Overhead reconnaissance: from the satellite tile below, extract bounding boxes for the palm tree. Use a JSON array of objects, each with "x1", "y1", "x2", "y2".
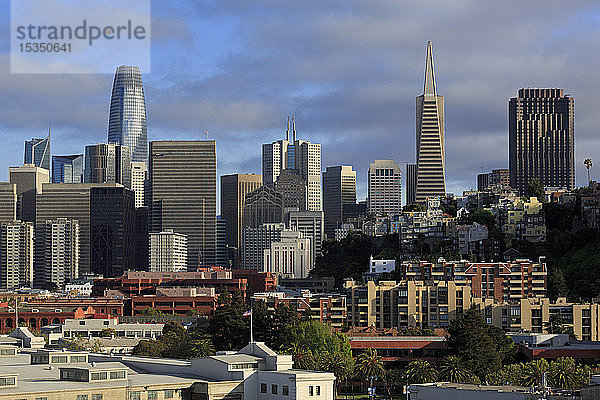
[
  {"x1": 405, "y1": 359, "x2": 438, "y2": 384},
  {"x1": 356, "y1": 348, "x2": 385, "y2": 381},
  {"x1": 585, "y1": 159, "x2": 593, "y2": 184},
  {"x1": 521, "y1": 359, "x2": 549, "y2": 387},
  {"x1": 286, "y1": 342, "x2": 316, "y2": 370},
  {"x1": 549, "y1": 357, "x2": 577, "y2": 389},
  {"x1": 439, "y1": 356, "x2": 471, "y2": 383},
  {"x1": 189, "y1": 338, "x2": 215, "y2": 358},
  {"x1": 319, "y1": 351, "x2": 354, "y2": 399}
]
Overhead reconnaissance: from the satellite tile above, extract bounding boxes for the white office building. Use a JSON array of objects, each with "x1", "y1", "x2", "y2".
[
  {"x1": 368, "y1": 159, "x2": 402, "y2": 215},
  {"x1": 263, "y1": 230, "x2": 312, "y2": 278},
  {"x1": 131, "y1": 161, "x2": 148, "y2": 208},
  {"x1": 149, "y1": 229, "x2": 187, "y2": 272}
]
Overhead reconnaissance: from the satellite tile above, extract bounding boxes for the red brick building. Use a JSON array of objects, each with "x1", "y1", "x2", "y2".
[
  {"x1": 27, "y1": 298, "x2": 125, "y2": 317},
  {"x1": 0, "y1": 306, "x2": 97, "y2": 333},
  {"x1": 131, "y1": 287, "x2": 218, "y2": 316},
  {"x1": 232, "y1": 269, "x2": 276, "y2": 296}
]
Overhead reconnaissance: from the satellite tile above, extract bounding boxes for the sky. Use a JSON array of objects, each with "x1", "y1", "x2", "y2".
[{"x1": 1, "y1": 0, "x2": 599, "y2": 205}]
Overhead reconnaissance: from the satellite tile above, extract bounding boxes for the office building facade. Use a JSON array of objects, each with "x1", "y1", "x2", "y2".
[
  {"x1": 52, "y1": 155, "x2": 84, "y2": 184},
  {"x1": 406, "y1": 163, "x2": 417, "y2": 205},
  {"x1": 9, "y1": 164, "x2": 49, "y2": 223},
  {"x1": 24, "y1": 134, "x2": 50, "y2": 171},
  {"x1": 263, "y1": 230, "x2": 312, "y2": 279},
  {"x1": 45, "y1": 218, "x2": 79, "y2": 289},
  {"x1": 322, "y1": 165, "x2": 356, "y2": 239},
  {"x1": 368, "y1": 159, "x2": 402, "y2": 215},
  {"x1": 416, "y1": 41, "x2": 446, "y2": 202},
  {"x1": 243, "y1": 185, "x2": 284, "y2": 229},
  {"x1": 131, "y1": 161, "x2": 148, "y2": 208},
  {"x1": 275, "y1": 169, "x2": 307, "y2": 210},
  {"x1": 509, "y1": 88, "x2": 575, "y2": 194},
  {"x1": 108, "y1": 65, "x2": 148, "y2": 163},
  {"x1": 149, "y1": 140, "x2": 217, "y2": 269},
  {"x1": 84, "y1": 143, "x2": 131, "y2": 189},
  {"x1": 149, "y1": 229, "x2": 187, "y2": 272},
  {"x1": 0, "y1": 183, "x2": 17, "y2": 222},
  {"x1": 0, "y1": 221, "x2": 34, "y2": 289},
  {"x1": 242, "y1": 223, "x2": 286, "y2": 271},
  {"x1": 287, "y1": 209, "x2": 324, "y2": 260}
]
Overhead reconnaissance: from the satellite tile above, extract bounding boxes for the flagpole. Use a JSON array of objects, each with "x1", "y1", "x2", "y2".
[{"x1": 250, "y1": 307, "x2": 254, "y2": 343}]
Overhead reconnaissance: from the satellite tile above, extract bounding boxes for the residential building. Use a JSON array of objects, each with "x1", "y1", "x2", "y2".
[
  {"x1": 231, "y1": 269, "x2": 277, "y2": 295},
  {"x1": 84, "y1": 143, "x2": 132, "y2": 189},
  {"x1": 0, "y1": 183, "x2": 16, "y2": 222},
  {"x1": 130, "y1": 160, "x2": 148, "y2": 208},
  {"x1": 278, "y1": 276, "x2": 336, "y2": 294},
  {"x1": 398, "y1": 198, "x2": 456, "y2": 252},
  {"x1": 457, "y1": 222, "x2": 488, "y2": 255},
  {"x1": 52, "y1": 154, "x2": 84, "y2": 183},
  {"x1": 149, "y1": 229, "x2": 187, "y2": 272},
  {"x1": 253, "y1": 291, "x2": 347, "y2": 328},
  {"x1": 45, "y1": 218, "x2": 79, "y2": 289},
  {"x1": 322, "y1": 165, "x2": 356, "y2": 238},
  {"x1": 149, "y1": 140, "x2": 217, "y2": 268},
  {"x1": 220, "y1": 173, "x2": 263, "y2": 253},
  {"x1": 108, "y1": 65, "x2": 148, "y2": 163},
  {"x1": 263, "y1": 230, "x2": 313, "y2": 278},
  {"x1": 24, "y1": 134, "x2": 50, "y2": 171},
  {"x1": 509, "y1": 88, "x2": 575, "y2": 194},
  {"x1": 242, "y1": 223, "x2": 286, "y2": 271},
  {"x1": 368, "y1": 256, "x2": 396, "y2": 275},
  {"x1": 580, "y1": 181, "x2": 600, "y2": 229},
  {"x1": 243, "y1": 185, "x2": 284, "y2": 228},
  {"x1": 368, "y1": 159, "x2": 402, "y2": 215},
  {"x1": 406, "y1": 163, "x2": 417, "y2": 205},
  {"x1": 276, "y1": 169, "x2": 307, "y2": 209},
  {"x1": 416, "y1": 41, "x2": 446, "y2": 202},
  {"x1": 477, "y1": 168, "x2": 510, "y2": 191},
  {"x1": 287, "y1": 209, "x2": 324, "y2": 260},
  {"x1": 493, "y1": 196, "x2": 546, "y2": 245},
  {"x1": 9, "y1": 164, "x2": 49, "y2": 223},
  {"x1": 0, "y1": 221, "x2": 34, "y2": 289}
]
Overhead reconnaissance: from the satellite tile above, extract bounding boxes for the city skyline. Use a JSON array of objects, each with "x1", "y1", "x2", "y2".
[{"x1": 0, "y1": 2, "x2": 599, "y2": 202}]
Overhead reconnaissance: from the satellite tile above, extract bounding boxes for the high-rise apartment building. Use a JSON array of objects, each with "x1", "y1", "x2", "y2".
[
  {"x1": 84, "y1": 143, "x2": 132, "y2": 189},
  {"x1": 108, "y1": 65, "x2": 148, "y2": 163},
  {"x1": 262, "y1": 117, "x2": 321, "y2": 211},
  {"x1": 9, "y1": 164, "x2": 49, "y2": 223},
  {"x1": 509, "y1": 88, "x2": 575, "y2": 194},
  {"x1": 406, "y1": 163, "x2": 417, "y2": 205},
  {"x1": 322, "y1": 166, "x2": 356, "y2": 238},
  {"x1": 0, "y1": 183, "x2": 17, "y2": 222},
  {"x1": 368, "y1": 160, "x2": 402, "y2": 215},
  {"x1": 220, "y1": 174, "x2": 263, "y2": 253},
  {"x1": 149, "y1": 141, "x2": 217, "y2": 269},
  {"x1": 149, "y1": 229, "x2": 187, "y2": 272},
  {"x1": 45, "y1": 218, "x2": 79, "y2": 289},
  {"x1": 131, "y1": 161, "x2": 148, "y2": 208},
  {"x1": 52, "y1": 155, "x2": 84, "y2": 183},
  {"x1": 24, "y1": 134, "x2": 50, "y2": 171},
  {"x1": 416, "y1": 41, "x2": 446, "y2": 203},
  {"x1": 0, "y1": 221, "x2": 34, "y2": 289}
]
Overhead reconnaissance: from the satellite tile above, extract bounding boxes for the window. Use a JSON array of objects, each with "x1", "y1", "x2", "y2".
[
  {"x1": 91, "y1": 395, "x2": 103, "y2": 400},
  {"x1": 272, "y1": 384, "x2": 278, "y2": 395},
  {"x1": 164, "y1": 390, "x2": 174, "y2": 399},
  {"x1": 316, "y1": 386, "x2": 321, "y2": 395},
  {"x1": 282, "y1": 385, "x2": 289, "y2": 396},
  {"x1": 76, "y1": 395, "x2": 88, "y2": 400},
  {"x1": 261, "y1": 383, "x2": 267, "y2": 393},
  {"x1": 148, "y1": 391, "x2": 158, "y2": 400},
  {"x1": 91, "y1": 372, "x2": 107, "y2": 381},
  {"x1": 130, "y1": 392, "x2": 141, "y2": 400},
  {"x1": 79, "y1": 321, "x2": 86, "y2": 325},
  {"x1": 110, "y1": 371, "x2": 126, "y2": 380},
  {"x1": 309, "y1": 386, "x2": 314, "y2": 396},
  {"x1": 51, "y1": 355, "x2": 68, "y2": 363},
  {"x1": 0, "y1": 377, "x2": 15, "y2": 386},
  {"x1": 71, "y1": 355, "x2": 87, "y2": 363},
  {"x1": 35, "y1": 397, "x2": 47, "y2": 400}
]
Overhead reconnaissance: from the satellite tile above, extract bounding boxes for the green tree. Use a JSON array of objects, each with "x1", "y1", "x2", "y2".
[
  {"x1": 521, "y1": 359, "x2": 549, "y2": 387},
  {"x1": 465, "y1": 208, "x2": 496, "y2": 229},
  {"x1": 319, "y1": 349, "x2": 354, "y2": 398},
  {"x1": 140, "y1": 307, "x2": 164, "y2": 316},
  {"x1": 403, "y1": 204, "x2": 426, "y2": 213},
  {"x1": 527, "y1": 178, "x2": 545, "y2": 202},
  {"x1": 355, "y1": 348, "x2": 385, "y2": 381},
  {"x1": 285, "y1": 341, "x2": 316, "y2": 370},
  {"x1": 405, "y1": 360, "x2": 437, "y2": 384},
  {"x1": 584, "y1": 159, "x2": 593, "y2": 184},
  {"x1": 438, "y1": 356, "x2": 474, "y2": 383},
  {"x1": 132, "y1": 339, "x2": 166, "y2": 357},
  {"x1": 549, "y1": 357, "x2": 578, "y2": 389},
  {"x1": 208, "y1": 293, "x2": 249, "y2": 351},
  {"x1": 543, "y1": 314, "x2": 577, "y2": 340},
  {"x1": 100, "y1": 328, "x2": 116, "y2": 338}
]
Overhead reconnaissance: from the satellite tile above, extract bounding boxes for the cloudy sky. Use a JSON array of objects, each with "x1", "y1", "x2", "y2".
[{"x1": 1, "y1": 0, "x2": 599, "y2": 204}]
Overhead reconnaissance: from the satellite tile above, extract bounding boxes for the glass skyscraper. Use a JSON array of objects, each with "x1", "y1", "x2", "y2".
[
  {"x1": 24, "y1": 134, "x2": 50, "y2": 171},
  {"x1": 108, "y1": 65, "x2": 148, "y2": 163},
  {"x1": 52, "y1": 154, "x2": 84, "y2": 183}
]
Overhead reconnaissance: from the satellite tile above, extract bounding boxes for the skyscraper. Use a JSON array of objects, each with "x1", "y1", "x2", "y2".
[
  {"x1": 24, "y1": 133, "x2": 50, "y2": 171},
  {"x1": 367, "y1": 160, "x2": 402, "y2": 215},
  {"x1": 297, "y1": 140, "x2": 322, "y2": 211},
  {"x1": 149, "y1": 229, "x2": 187, "y2": 273},
  {"x1": 9, "y1": 164, "x2": 49, "y2": 223},
  {"x1": 220, "y1": 174, "x2": 263, "y2": 253},
  {"x1": 149, "y1": 141, "x2": 217, "y2": 269},
  {"x1": 108, "y1": 65, "x2": 148, "y2": 163},
  {"x1": 131, "y1": 161, "x2": 148, "y2": 208},
  {"x1": 0, "y1": 183, "x2": 17, "y2": 222},
  {"x1": 509, "y1": 88, "x2": 575, "y2": 194},
  {"x1": 52, "y1": 154, "x2": 84, "y2": 183},
  {"x1": 416, "y1": 41, "x2": 446, "y2": 203},
  {"x1": 406, "y1": 163, "x2": 417, "y2": 205},
  {"x1": 243, "y1": 185, "x2": 284, "y2": 229},
  {"x1": 84, "y1": 143, "x2": 132, "y2": 189},
  {"x1": 322, "y1": 165, "x2": 356, "y2": 238},
  {"x1": 275, "y1": 169, "x2": 307, "y2": 210},
  {"x1": 45, "y1": 218, "x2": 79, "y2": 289},
  {"x1": 0, "y1": 220, "x2": 34, "y2": 289}
]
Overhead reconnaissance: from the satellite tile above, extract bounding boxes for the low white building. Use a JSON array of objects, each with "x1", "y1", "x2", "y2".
[
  {"x1": 263, "y1": 230, "x2": 313, "y2": 278},
  {"x1": 53, "y1": 318, "x2": 164, "y2": 340},
  {"x1": 368, "y1": 255, "x2": 396, "y2": 274},
  {"x1": 149, "y1": 229, "x2": 188, "y2": 272},
  {"x1": 408, "y1": 382, "x2": 554, "y2": 400}
]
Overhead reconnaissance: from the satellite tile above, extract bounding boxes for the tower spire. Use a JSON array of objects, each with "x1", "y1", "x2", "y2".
[
  {"x1": 285, "y1": 115, "x2": 290, "y2": 141},
  {"x1": 292, "y1": 115, "x2": 296, "y2": 142},
  {"x1": 423, "y1": 41, "x2": 437, "y2": 97}
]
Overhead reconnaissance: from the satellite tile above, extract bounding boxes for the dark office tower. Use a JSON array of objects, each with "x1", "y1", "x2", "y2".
[
  {"x1": 24, "y1": 133, "x2": 50, "y2": 171},
  {"x1": 108, "y1": 65, "x2": 148, "y2": 163},
  {"x1": 477, "y1": 173, "x2": 490, "y2": 191},
  {"x1": 52, "y1": 154, "x2": 84, "y2": 183},
  {"x1": 322, "y1": 166, "x2": 356, "y2": 239},
  {"x1": 416, "y1": 41, "x2": 446, "y2": 203},
  {"x1": 275, "y1": 169, "x2": 307, "y2": 210},
  {"x1": 406, "y1": 163, "x2": 417, "y2": 205},
  {"x1": 90, "y1": 186, "x2": 135, "y2": 278},
  {"x1": 9, "y1": 165, "x2": 49, "y2": 223},
  {"x1": 149, "y1": 141, "x2": 217, "y2": 269},
  {"x1": 220, "y1": 174, "x2": 262, "y2": 253},
  {"x1": 216, "y1": 216, "x2": 228, "y2": 268},
  {"x1": 509, "y1": 89, "x2": 575, "y2": 194},
  {"x1": 35, "y1": 183, "x2": 121, "y2": 286},
  {"x1": 84, "y1": 144, "x2": 132, "y2": 189},
  {"x1": 134, "y1": 207, "x2": 149, "y2": 270},
  {"x1": 0, "y1": 183, "x2": 17, "y2": 222},
  {"x1": 243, "y1": 185, "x2": 284, "y2": 229}
]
